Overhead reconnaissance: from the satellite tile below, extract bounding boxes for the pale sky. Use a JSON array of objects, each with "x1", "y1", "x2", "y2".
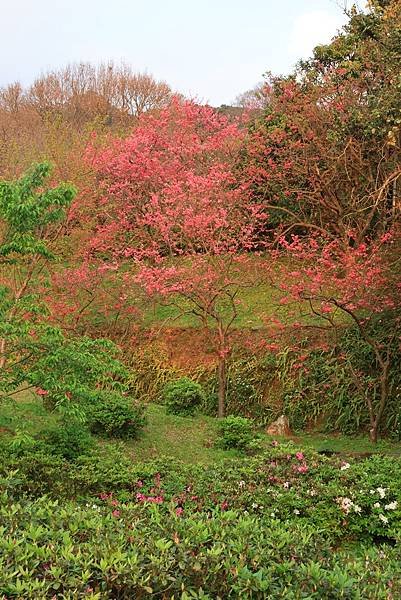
[{"x1": 1, "y1": 0, "x2": 349, "y2": 105}]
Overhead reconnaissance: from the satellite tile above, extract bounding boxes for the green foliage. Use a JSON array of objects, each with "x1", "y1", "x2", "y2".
[
  {"x1": 163, "y1": 377, "x2": 206, "y2": 416},
  {"x1": 216, "y1": 415, "x2": 260, "y2": 453},
  {"x1": 0, "y1": 162, "x2": 75, "y2": 261},
  {"x1": 0, "y1": 445, "x2": 400, "y2": 597},
  {"x1": 86, "y1": 391, "x2": 146, "y2": 439},
  {"x1": 40, "y1": 421, "x2": 94, "y2": 461},
  {"x1": 27, "y1": 327, "x2": 130, "y2": 419},
  {"x1": 280, "y1": 321, "x2": 401, "y2": 437},
  {"x1": 0, "y1": 163, "x2": 76, "y2": 396}
]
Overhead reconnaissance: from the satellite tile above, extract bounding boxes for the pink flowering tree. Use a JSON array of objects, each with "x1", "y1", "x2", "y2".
[
  {"x1": 277, "y1": 233, "x2": 401, "y2": 442},
  {"x1": 85, "y1": 100, "x2": 267, "y2": 416}
]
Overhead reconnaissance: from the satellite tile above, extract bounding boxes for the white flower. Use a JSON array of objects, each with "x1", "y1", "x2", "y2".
[
  {"x1": 370, "y1": 490, "x2": 375, "y2": 495},
  {"x1": 384, "y1": 501, "x2": 398, "y2": 510},
  {"x1": 337, "y1": 497, "x2": 354, "y2": 515},
  {"x1": 378, "y1": 514, "x2": 389, "y2": 524},
  {"x1": 377, "y1": 487, "x2": 386, "y2": 499},
  {"x1": 374, "y1": 502, "x2": 381, "y2": 508},
  {"x1": 252, "y1": 502, "x2": 259, "y2": 509},
  {"x1": 353, "y1": 504, "x2": 362, "y2": 514},
  {"x1": 293, "y1": 509, "x2": 300, "y2": 515},
  {"x1": 283, "y1": 481, "x2": 290, "y2": 489},
  {"x1": 239, "y1": 480, "x2": 246, "y2": 489},
  {"x1": 340, "y1": 462, "x2": 351, "y2": 471},
  {"x1": 270, "y1": 512, "x2": 276, "y2": 518}
]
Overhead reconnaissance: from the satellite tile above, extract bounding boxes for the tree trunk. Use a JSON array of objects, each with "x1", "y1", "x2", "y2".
[
  {"x1": 0, "y1": 338, "x2": 5, "y2": 369},
  {"x1": 217, "y1": 356, "x2": 226, "y2": 418},
  {"x1": 369, "y1": 425, "x2": 378, "y2": 444}
]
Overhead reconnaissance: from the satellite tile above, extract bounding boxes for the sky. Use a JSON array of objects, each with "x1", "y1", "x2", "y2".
[{"x1": 1, "y1": 0, "x2": 349, "y2": 106}]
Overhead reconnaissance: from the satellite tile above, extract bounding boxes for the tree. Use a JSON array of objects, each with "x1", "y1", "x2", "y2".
[
  {"x1": 234, "y1": 82, "x2": 270, "y2": 110},
  {"x1": 242, "y1": 0, "x2": 401, "y2": 244},
  {"x1": 276, "y1": 233, "x2": 401, "y2": 442},
  {"x1": 0, "y1": 164, "x2": 132, "y2": 421},
  {"x1": 27, "y1": 62, "x2": 173, "y2": 125},
  {"x1": 84, "y1": 100, "x2": 266, "y2": 416},
  {"x1": 0, "y1": 163, "x2": 75, "y2": 377}
]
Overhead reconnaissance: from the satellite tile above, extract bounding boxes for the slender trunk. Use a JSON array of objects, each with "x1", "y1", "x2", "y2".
[
  {"x1": 369, "y1": 425, "x2": 378, "y2": 444},
  {"x1": 370, "y1": 362, "x2": 390, "y2": 444},
  {"x1": 0, "y1": 338, "x2": 5, "y2": 369},
  {"x1": 217, "y1": 356, "x2": 226, "y2": 418}
]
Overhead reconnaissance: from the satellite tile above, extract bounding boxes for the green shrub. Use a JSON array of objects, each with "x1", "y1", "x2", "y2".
[
  {"x1": 216, "y1": 415, "x2": 260, "y2": 452},
  {"x1": 163, "y1": 377, "x2": 206, "y2": 416},
  {"x1": 41, "y1": 421, "x2": 94, "y2": 461},
  {"x1": 0, "y1": 479, "x2": 400, "y2": 599},
  {"x1": 86, "y1": 392, "x2": 146, "y2": 438}
]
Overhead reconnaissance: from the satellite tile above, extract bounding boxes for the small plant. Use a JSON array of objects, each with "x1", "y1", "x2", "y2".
[
  {"x1": 163, "y1": 378, "x2": 206, "y2": 416},
  {"x1": 216, "y1": 415, "x2": 260, "y2": 452},
  {"x1": 41, "y1": 421, "x2": 94, "y2": 461},
  {"x1": 86, "y1": 392, "x2": 146, "y2": 439}
]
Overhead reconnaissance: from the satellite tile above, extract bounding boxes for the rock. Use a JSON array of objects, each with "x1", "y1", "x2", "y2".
[{"x1": 266, "y1": 415, "x2": 292, "y2": 437}]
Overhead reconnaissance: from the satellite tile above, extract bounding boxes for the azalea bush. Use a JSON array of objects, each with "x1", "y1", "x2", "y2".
[
  {"x1": 2, "y1": 490, "x2": 400, "y2": 599},
  {"x1": 1, "y1": 438, "x2": 400, "y2": 545},
  {"x1": 0, "y1": 447, "x2": 401, "y2": 598}
]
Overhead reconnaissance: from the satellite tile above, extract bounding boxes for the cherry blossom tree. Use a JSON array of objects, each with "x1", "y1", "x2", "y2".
[
  {"x1": 84, "y1": 100, "x2": 267, "y2": 416},
  {"x1": 277, "y1": 232, "x2": 401, "y2": 442}
]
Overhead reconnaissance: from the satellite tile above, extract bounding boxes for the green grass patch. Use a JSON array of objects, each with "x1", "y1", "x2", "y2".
[{"x1": 126, "y1": 403, "x2": 238, "y2": 463}]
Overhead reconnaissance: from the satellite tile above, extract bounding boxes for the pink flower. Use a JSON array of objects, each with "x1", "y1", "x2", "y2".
[
  {"x1": 297, "y1": 464, "x2": 309, "y2": 474},
  {"x1": 36, "y1": 388, "x2": 49, "y2": 396},
  {"x1": 111, "y1": 499, "x2": 119, "y2": 507},
  {"x1": 221, "y1": 500, "x2": 229, "y2": 511},
  {"x1": 136, "y1": 480, "x2": 144, "y2": 488},
  {"x1": 271, "y1": 440, "x2": 279, "y2": 447},
  {"x1": 112, "y1": 510, "x2": 120, "y2": 518},
  {"x1": 175, "y1": 507, "x2": 184, "y2": 516},
  {"x1": 295, "y1": 452, "x2": 304, "y2": 461}
]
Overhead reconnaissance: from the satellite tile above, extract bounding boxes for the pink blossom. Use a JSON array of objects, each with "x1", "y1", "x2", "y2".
[
  {"x1": 295, "y1": 452, "x2": 304, "y2": 461},
  {"x1": 36, "y1": 388, "x2": 49, "y2": 396}
]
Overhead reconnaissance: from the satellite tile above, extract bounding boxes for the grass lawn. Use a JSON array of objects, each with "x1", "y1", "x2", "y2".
[{"x1": 1, "y1": 391, "x2": 400, "y2": 460}]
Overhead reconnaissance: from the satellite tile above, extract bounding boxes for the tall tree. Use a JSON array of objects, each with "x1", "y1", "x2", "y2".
[{"x1": 83, "y1": 100, "x2": 266, "y2": 416}]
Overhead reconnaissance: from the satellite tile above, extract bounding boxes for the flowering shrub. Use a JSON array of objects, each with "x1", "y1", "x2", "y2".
[
  {"x1": 0, "y1": 473, "x2": 400, "y2": 598},
  {"x1": 1, "y1": 440, "x2": 400, "y2": 545}
]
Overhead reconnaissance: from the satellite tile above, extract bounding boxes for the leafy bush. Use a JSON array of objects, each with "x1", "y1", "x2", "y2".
[
  {"x1": 0, "y1": 465, "x2": 400, "y2": 598},
  {"x1": 0, "y1": 439, "x2": 401, "y2": 546},
  {"x1": 86, "y1": 391, "x2": 146, "y2": 438},
  {"x1": 216, "y1": 415, "x2": 260, "y2": 452},
  {"x1": 41, "y1": 421, "x2": 94, "y2": 461},
  {"x1": 163, "y1": 377, "x2": 206, "y2": 416}
]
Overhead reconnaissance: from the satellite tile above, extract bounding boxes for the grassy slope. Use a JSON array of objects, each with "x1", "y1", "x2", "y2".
[{"x1": 2, "y1": 392, "x2": 400, "y2": 462}]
